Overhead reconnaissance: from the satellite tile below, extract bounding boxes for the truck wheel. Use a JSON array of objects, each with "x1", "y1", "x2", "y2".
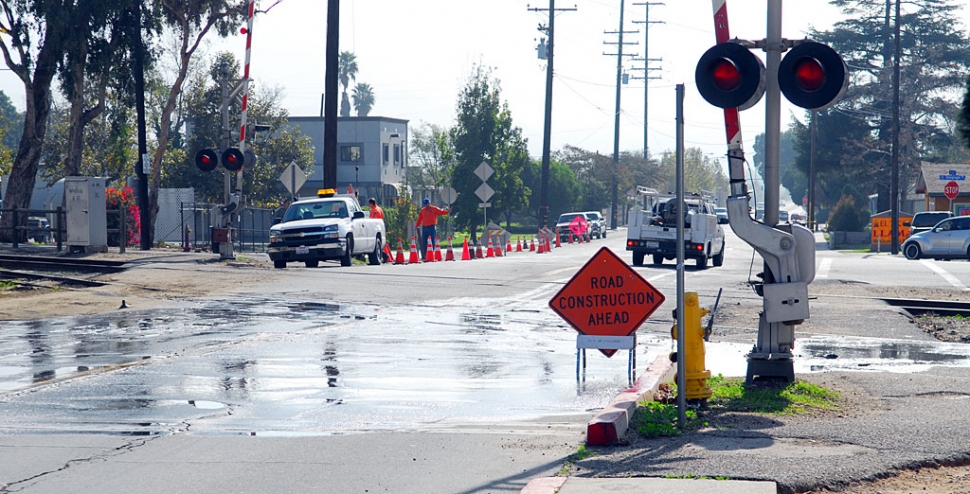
[
  {"x1": 274, "y1": 260, "x2": 286, "y2": 269},
  {"x1": 696, "y1": 255, "x2": 709, "y2": 269},
  {"x1": 602, "y1": 231, "x2": 606, "y2": 238},
  {"x1": 305, "y1": 260, "x2": 319, "y2": 268},
  {"x1": 713, "y1": 242, "x2": 725, "y2": 267},
  {"x1": 368, "y1": 237, "x2": 382, "y2": 265},
  {"x1": 652, "y1": 254, "x2": 663, "y2": 265},
  {"x1": 341, "y1": 235, "x2": 354, "y2": 266},
  {"x1": 632, "y1": 252, "x2": 644, "y2": 266}
]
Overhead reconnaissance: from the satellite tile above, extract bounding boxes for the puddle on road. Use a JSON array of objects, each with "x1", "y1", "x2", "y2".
[{"x1": 3, "y1": 296, "x2": 970, "y2": 436}]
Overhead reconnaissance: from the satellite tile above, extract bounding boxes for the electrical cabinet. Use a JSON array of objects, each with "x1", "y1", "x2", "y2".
[{"x1": 64, "y1": 177, "x2": 107, "y2": 250}]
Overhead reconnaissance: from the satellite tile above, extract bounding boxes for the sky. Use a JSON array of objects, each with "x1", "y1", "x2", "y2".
[{"x1": 0, "y1": 0, "x2": 968, "y2": 168}]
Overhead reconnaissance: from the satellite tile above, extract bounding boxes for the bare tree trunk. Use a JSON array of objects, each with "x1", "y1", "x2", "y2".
[
  {"x1": 65, "y1": 58, "x2": 86, "y2": 177},
  {"x1": 0, "y1": 25, "x2": 62, "y2": 243}
]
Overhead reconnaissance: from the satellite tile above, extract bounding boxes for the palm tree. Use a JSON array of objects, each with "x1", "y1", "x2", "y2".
[
  {"x1": 338, "y1": 51, "x2": 358, "y2": 117},
  {"x1": 352, "y1": 83, "x2": 376, "y2": 116}
]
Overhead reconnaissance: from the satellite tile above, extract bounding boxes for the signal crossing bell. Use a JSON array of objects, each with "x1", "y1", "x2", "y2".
[
  {"x1": 694, "y1": 42, "x2": 765, "y2": 111},
  {"x1": 195, "y1": 148, "x2": 220, "y2": 172},
  {"x1": 778, "y1": 41, "x2": 849, "y2": 111},
  {"x1": 695, "y1": 40, "x2": 848, "y2": 111}
]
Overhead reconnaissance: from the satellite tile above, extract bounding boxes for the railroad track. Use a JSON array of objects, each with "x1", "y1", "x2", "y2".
[
  {"x1": 0, "y1": 254, "x2": 128, "y2": 274},
  {"x1": 881, "y1": 297, "x2": 970, "y2": 318}
]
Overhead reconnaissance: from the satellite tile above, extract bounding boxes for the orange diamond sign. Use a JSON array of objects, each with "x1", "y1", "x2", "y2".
[{"x1": 549, "y1": 247, "x2": 666, "y2": 357}]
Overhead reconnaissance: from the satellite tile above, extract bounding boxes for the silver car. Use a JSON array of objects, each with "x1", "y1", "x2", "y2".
[{"x1": 902, "y1": 216, "x2": 970, "y2": 260}]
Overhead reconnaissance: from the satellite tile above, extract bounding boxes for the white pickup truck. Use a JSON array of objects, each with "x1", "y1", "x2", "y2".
[
  {"x1": 268, "y1": 190, "x2": 386, "y2": 268},
  {"x1": 626, "y1": 189, "x2": 725, "y2": 268}
]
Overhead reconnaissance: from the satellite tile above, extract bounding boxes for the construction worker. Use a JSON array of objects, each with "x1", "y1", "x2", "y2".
[
  {"x1": 416, "y1": 198, "x2": 449, "y2": 261},
  {"x1": 368, "y1": 198, "x2": 384, "y2": 220}
]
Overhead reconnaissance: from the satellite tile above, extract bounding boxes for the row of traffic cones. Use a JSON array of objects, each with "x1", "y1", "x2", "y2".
[{"x1": 392, "y1": 235, "x2": 548, "y2": 264}]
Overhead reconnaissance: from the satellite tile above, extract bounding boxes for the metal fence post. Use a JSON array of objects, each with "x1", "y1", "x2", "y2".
[
  {"x1": 119, "y1": 208, "x2": 127, "y2": 254},
  {"x1": 11, "y1": 205, "x2": 18, "y2": 249},
  {"x1": 56, "y1": 206, "x2": 63, "y2": 252}
]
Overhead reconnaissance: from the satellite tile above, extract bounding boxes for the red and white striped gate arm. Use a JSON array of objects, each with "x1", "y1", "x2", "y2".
[
  {"x1": 712, "y1": 0, "x2": 743, "y2": 151},
  {"x1": 238, "y1": 0, "x2": 256, "y2": 154}
]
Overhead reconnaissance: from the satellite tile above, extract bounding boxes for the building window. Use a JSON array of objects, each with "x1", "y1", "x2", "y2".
[
  {"x1": 340, "y1": 145, "x2": 362, "y2": 163},
  {"x1": 393, "y1": 144, "x2": 401, "y2": 165},
  {"x1": 383, "y1": 144, "x2": 390, "y2": 165}
]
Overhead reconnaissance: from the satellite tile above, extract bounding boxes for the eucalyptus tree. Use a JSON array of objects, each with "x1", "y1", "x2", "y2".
[{"x1": 806, "y1": 0, "x2": 970, "y2": 212}]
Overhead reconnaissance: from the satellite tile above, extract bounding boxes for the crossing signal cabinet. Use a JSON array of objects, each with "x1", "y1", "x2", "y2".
[{"x1": 64, "y1": 177, "x2": 108, "y2": 252}]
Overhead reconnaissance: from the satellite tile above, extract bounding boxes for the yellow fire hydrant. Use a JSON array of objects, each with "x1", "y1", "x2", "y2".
[{"x1": 670, "y1": 292, "x2": 712, "y2": 401}]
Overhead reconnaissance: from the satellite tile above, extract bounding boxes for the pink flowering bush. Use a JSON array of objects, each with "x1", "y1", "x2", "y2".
[{"x1": 106, "y1": 186, "x2": 141, "y2": 247}]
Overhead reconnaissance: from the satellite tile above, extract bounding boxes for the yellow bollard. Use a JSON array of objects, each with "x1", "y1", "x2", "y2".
[{"x1": 670, "y1": 292, "x2": 713, "y2": 401}]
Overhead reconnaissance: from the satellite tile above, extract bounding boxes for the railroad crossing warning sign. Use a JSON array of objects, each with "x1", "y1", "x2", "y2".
[{"x1": 549, "y1": 247, "x2": 666, "y2": 357}]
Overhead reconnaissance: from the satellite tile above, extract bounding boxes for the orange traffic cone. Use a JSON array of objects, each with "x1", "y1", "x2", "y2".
[
  {"x1": 569, "y1": 232, "x2": 574, "y2": 244},
  {"x1": 506, "y1": 237, "x2": 513, "y2": 254},
  {"x1": 395, "y1": 238, "x2": 406, "y2": 264},
  {"x1": 537, "y1": 234, "x2": 545, "y2": 254},
  {"x1": 495, "y1": 237, "x2": 504, "y2": 257},
  {"x1": 434, "y1": 237, "x2": 443, "y2": 262},
  {"x1": 530, "y1": 238, "x2": 536, "y2": 252},
  {"x1": 408, "y1": 237, "x2": 421, "y2": 263},
  {"x1": 446, "y1": 238, "x2": 456, "y2": 261},
  {"x1": 555, "y1": 232, "x2": 562, "y2": 248},
  {"x1": 545, "y1": 234, "x2": 552, "y2": 253},
  {"x1": 516, "y1": 237, "x2": 523, "y2": 252},
  {"x1": 461, "y1": 238, "x2": 471, "y2": 260},
  {"x1": 475, "y1": 241, "x2": 484, "y2": 259},
  {"x1": 486, "y1": 237, "x2": 495, "y2": 258},
  {"x1": 425, "y1": 237, "x2": 436, "y2": 262},
  {"x1": 383, "y1": 241, "x2": 393, "y2": 262}
]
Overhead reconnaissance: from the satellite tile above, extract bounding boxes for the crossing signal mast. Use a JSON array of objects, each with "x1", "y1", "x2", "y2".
[
  {"x1": 193, "y1": 0, "x2": 259, "y2": 260},
  {"x1": 694, "y1": 0, "x2": 849, "y2": 384}
]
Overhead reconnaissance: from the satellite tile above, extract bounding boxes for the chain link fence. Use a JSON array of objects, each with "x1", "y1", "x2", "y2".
[{"x1": 177, "y1": 202, "x2": 275, "y2": 253}]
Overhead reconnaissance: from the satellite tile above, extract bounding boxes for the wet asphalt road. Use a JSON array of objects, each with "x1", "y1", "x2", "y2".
[{"x1": 4, "y1": 228, "x2": 970, "y2": 493}]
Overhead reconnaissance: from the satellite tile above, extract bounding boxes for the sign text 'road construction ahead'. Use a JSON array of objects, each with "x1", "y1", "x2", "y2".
[{"x1": 549, "y1": 247, "x2": 666, "y2": 357}]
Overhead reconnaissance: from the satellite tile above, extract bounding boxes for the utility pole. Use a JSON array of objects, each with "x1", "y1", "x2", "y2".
[
  {"x1": 890, "y1": 0, "x2": 901, "y2": 255},
  {"x1": 323, "y1": 0, "x2": 339, "y2": 189},
  {"x1": 631, "y1": 2, "x2": 663, "y2": 157},
  {"x1": 604, "y1": 0, "x2": 638, "y2": 229},
  {"x1": 529, "y1": 1, "x2": 576, "y2": 230},
  {"x1": 131, "y1": 0, "x2": 150, "y2": 250}
]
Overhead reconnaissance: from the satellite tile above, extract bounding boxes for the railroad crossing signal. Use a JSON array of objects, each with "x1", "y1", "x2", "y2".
[
  {"x1": 195, "y1": 147, "x2": 256, "y2": 172},
  {"x1": 695, "y1": 40, "x2": 848, "y2": 111}
]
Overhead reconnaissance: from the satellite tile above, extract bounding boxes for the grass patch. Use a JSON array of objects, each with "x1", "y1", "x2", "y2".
[
  {"x1": 0, "y1": 280, "x2": 16, "y2": 290},
  {"x1": 631, "y1": 375, "x2": 840, "y2": 438},
  {"x1": 568, "y1": 445, "x2": 596, "y2": 461},
  {"x1": 708, "y1": 374, "x2": 840, "y2": 414}
]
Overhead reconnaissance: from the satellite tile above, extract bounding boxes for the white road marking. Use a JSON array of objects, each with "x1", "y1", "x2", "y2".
[
  {"x1": 920, "y1": 260, "x2": 970, "y2": 291},
  {"x1": 816, "y1": 257, "x2": 833, "y2": 279},
  {"x1": 646, "y1": 271, "x2": 675, "y2": 283}
]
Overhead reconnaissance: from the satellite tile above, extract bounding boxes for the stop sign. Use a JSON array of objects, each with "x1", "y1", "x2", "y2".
[{"x1": 945, "y1": 181, "x2": 960, "y2": 200}]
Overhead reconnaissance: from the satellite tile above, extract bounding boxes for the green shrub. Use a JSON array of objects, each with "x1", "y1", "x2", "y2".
[{"x1": 826, "y1": 194, "x2": 870, "y2": 232}]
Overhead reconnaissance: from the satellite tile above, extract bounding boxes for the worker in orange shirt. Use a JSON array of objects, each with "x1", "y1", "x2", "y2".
[
  {"x1": 367, "y1": 198, "x2": 384, "y2": 220},
  {"x1": 416, "y1": 198, "x2": 449, "y2": 260}
]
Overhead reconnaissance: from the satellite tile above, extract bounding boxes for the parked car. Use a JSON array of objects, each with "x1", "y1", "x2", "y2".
[
  {"x1": 582, "y1": 211, "x2": 606, "y2": 238},
  {"x1": 715, "y1": 207, "x2": 729, "y2": 224},
  {"x1": 904, "y1": 211, "x2": 954, "y2": 237},
  {"x1": 902, "y1": 215, "x2": 970, "y2": 260},
  {"x1": 790, "y1": 212, "x2": 806, "y2": 225},
  {"x1": 555, "y1": 212, "x2": 589, "y2": 241},
  {"x1": 26, "y1": 217, "x2": 52, "y2": 243}
]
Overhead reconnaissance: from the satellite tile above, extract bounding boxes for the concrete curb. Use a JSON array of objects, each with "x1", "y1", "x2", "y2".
[
  {"x1": 585, "y1": 353, "x2": 675, "y2": 446},
  {"x1": 521, "y1": 477, "x2": 776, "y2": 493}
]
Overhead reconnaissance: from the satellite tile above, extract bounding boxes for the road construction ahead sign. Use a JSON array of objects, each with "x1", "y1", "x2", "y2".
[{"x1": 549, "y1": 247, "x2": 666, "y2": 357}]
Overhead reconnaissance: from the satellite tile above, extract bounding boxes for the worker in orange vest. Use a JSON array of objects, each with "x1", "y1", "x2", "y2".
[{"x1": 416, "y1": 198, "x2": 449, "y2": 261}]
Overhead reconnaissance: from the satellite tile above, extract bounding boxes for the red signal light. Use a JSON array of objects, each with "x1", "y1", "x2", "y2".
[
  {"x1": 221, "y1": 148, "x2": 245, "y2": 172},
  {"x1": 793, "y1": 58, "x2": 825, "y2": 92},
  {"x1": 695, "y1": 43, "x2": 765, "y2": 110},
  {"x1": 711, "y1": 59, "x2": 742, "y2": 92},
  {"x1": 778, "y1": 41, "x2": 848, "y2": 110},
  {"x1": 195, "y1": 148, "x2": 220, "y2": 172}
]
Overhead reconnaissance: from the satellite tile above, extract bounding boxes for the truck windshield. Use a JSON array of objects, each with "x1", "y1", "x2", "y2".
[{"x1": 283, "y1": 200, "x2": 348, "y2": 222}]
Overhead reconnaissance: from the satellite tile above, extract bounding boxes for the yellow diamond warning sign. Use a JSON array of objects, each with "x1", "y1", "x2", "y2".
[{"x1": 549, "y1": 247, "x2": 666, "y2": 357}]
